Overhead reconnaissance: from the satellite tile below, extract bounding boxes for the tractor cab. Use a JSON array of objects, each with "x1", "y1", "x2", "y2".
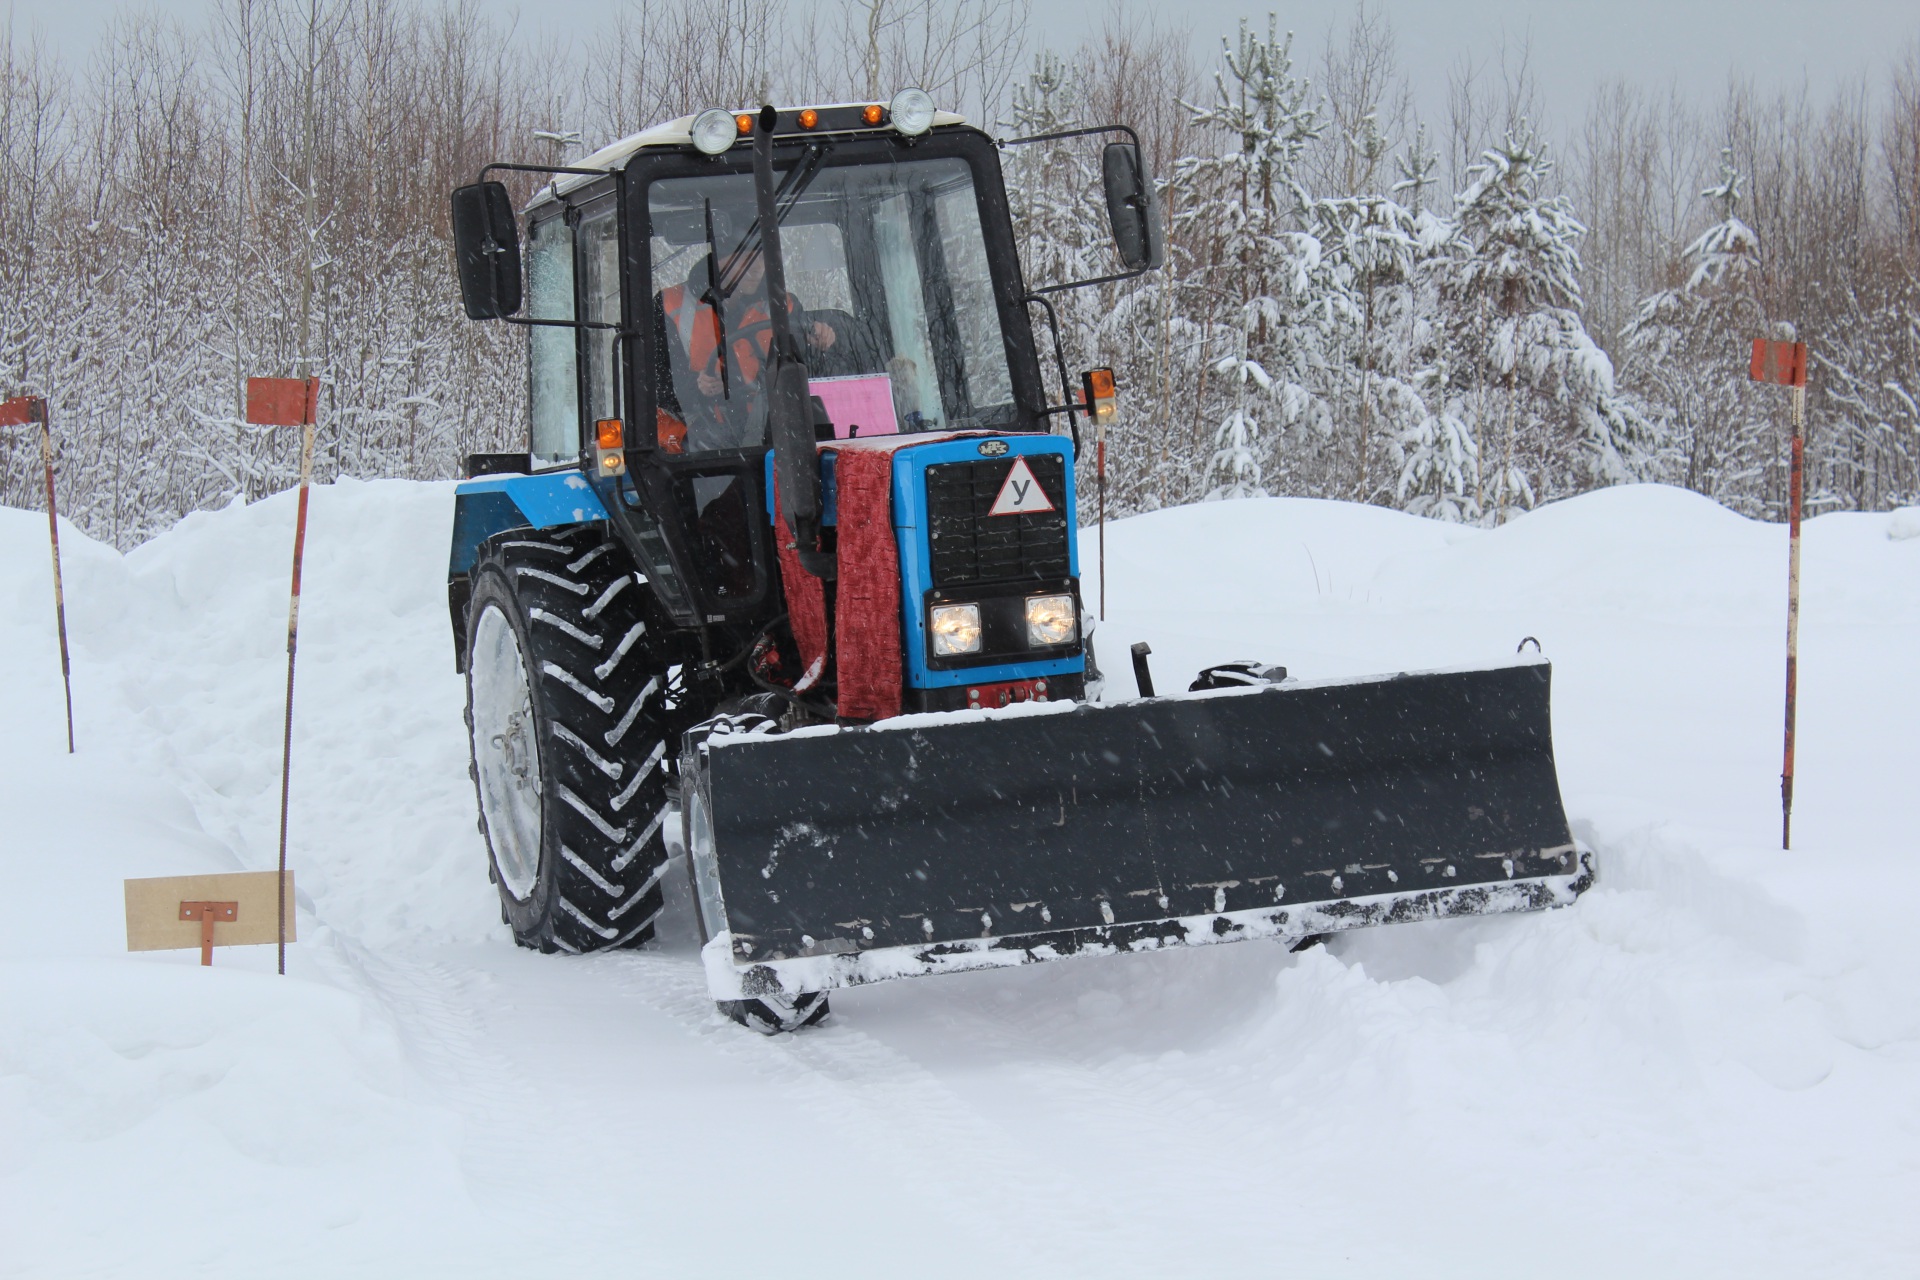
[
  {"x1": 642, "y1": 128, "x2": 1035, "y2": 451},
  {"x1": 451, "y1": 94, "x2": 1157, "y2": 635}
]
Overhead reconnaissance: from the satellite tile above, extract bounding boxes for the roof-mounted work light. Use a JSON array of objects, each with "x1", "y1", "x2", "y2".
[
  {"x1": 691, "y1": 108, "x2": 737, "y2": 155},
  {"x1": 888, "y1": 88, "x2": 935, "y2": 137}
]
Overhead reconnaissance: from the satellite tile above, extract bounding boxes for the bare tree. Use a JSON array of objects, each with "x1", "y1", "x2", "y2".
[
  {"x1": 834, "y1": 0, "x2": 1029, "y2": 122},
  {"x1": 1444, "y1": 34, "x2": 1547, "y2": 194},
  {"x1": 1307, "y1": 1, "x2": 1412, "y2": 199}
]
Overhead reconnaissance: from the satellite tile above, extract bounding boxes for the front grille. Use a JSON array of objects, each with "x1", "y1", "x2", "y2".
[{"x1": 925, "y1": 454, "x2": 1070, "y2": 587}]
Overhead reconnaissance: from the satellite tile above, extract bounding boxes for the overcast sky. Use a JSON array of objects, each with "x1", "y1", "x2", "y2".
[{"x1": 17, "y1": 0, "x2": 1918, "y2": 132}]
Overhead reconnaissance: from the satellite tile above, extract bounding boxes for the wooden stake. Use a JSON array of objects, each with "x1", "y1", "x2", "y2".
[
  {"x1": 1749, "y1": 338, "x2": 1811, "y2": 851},
  {"x1": 1782, "y1": 383, "x2": 1804, "y2": 850},
  {"x1": 1, "y1": 396, "x2": 73, "y2": 752},
  {"x1": 276, "y1": 384, "x2": 317, "y2": 975},
  {"x1": 246, "y1": 374, "x2": 321, "y2": 976},
  {"x1": 1081, "y1": 369, "x2": 1117, "y2": 625},
  {"x1": 39, "y1": 409, "x2": 74, "y2": 754},
  {"x1": 1097, "y1": 422, "x2": 1108, "y2": 622}
]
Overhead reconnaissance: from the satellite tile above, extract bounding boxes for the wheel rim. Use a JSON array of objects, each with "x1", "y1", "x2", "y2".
[{"x1": 471, "y1": 603, "x2": 543, "y2": 900}]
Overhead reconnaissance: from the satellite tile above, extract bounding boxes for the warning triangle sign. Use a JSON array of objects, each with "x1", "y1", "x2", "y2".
[{"x1": 988, "y1": 457, "x2": 1056, "y2": 516}]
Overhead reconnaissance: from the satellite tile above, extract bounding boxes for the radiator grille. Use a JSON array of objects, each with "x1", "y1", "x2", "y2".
[{"x1": 925, "y1": 453, "x2": 1070, "y2": 588}]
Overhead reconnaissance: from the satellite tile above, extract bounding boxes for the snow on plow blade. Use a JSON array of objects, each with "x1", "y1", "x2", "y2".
[{"x1": 686, "y1": 658, "x2": 1593, "y2": 1003}]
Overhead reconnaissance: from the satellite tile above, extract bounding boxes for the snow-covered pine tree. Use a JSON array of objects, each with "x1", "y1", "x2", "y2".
[
  {"x1": 1204, "y1": 326, "x2": 1269, "y2": 499},
  {"x1": 1619, "y1": 149, "x2": 1773, "y2": 506},
  {"x1": 1001, "y1": 52, "x2": 1101, "y2": 291},
  {"x1": 1310, "y1": 113, "x2": 1433, "y2": 503},
  {"x1": 1178, "y1": 15, "x2": 1332, "y2": 499},
  {"x1": 1386, "y1": 123, "x2": 1483, "y2": 520},
  {"x1": 1395, "y1": 409, "x2": 1480, "y2": 521},
  {"x1": 1439, "y1": 127, "x2": 1649, "y2": 522},
  {"x1": 1818, "y1": 284, "x2": 1920, "y2": 512}
]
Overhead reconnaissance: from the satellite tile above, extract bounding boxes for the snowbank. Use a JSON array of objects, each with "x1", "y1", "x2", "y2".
[{"x1": 2, "y1": 482, "x2": 1916, "y2": 1277}]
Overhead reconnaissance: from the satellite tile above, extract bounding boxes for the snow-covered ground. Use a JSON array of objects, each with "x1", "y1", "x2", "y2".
[{"x1": 3, "y1": 480, "x2": 1917, "y2": 1278}]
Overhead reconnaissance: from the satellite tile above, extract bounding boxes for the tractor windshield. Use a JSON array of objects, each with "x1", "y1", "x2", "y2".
[{"x1": 647, "y1": 153, "x2": 1016, "y2": 454}]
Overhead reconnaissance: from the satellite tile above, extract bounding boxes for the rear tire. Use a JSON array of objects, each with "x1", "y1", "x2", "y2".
[{"x1": 465, "y1": 525, "x2": 676, "y2": 954}]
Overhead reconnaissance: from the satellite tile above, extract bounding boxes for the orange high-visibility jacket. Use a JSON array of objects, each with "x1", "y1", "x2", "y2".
[{"x1": 661, "y1": 282, "x2": 796, "y2": 388}]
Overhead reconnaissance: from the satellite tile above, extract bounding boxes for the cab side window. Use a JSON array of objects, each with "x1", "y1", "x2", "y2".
[
  {"x1": 579, "y1": 198, "x2": 622, "y2": 428},
  {"x1": 526, "y1": 213, "x2": 578, "y2": 468}
]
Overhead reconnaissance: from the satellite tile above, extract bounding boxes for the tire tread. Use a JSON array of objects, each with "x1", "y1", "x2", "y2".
[{"x1": 467, "y1": 524, "x2": 674, "y2": 953}]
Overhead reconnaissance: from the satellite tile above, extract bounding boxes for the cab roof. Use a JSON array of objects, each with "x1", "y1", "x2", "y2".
[{"x1": 530, "y1": 105, "x2": 970, "y2": 208}]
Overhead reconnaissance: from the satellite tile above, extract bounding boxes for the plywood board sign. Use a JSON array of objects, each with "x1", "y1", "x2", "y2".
[{"x1": 125, "y1": 871, "x2": 296, "y2": 952}]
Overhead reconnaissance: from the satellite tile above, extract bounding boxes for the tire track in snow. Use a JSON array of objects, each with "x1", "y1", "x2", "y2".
[
  {"x1": 320, "y1": 935, "x2": 556, "y2": 1211},
  {"x1": 825, "y1": 940, "x2": 1490, "y2": 1259},
  {"x1": 579, "y1": 949, "x2": 1133, "y2": 1272},
  {"x1": 851, "y1": 949, "x2": 1329, "y2": 1236}
]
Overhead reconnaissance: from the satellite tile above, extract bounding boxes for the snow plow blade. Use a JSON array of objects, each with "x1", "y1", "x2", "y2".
[{"x1": 685, "y1": 658, "x2": 1593, "y2": 1003}]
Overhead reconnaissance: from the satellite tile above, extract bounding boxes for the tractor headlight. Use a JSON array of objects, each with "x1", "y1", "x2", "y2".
[
  {"x1": 929, "y1": 603, "x2": 981, "y2": 656},
  {"x1": 1025, "y1": 594, "x2": 1077, "y2": 647},
  {"x1": 690, "y1": 108, "x2": 738, "y2": 155},
  {"x1": 889, "y1": 88, "x2": 936, "y2": 137}
]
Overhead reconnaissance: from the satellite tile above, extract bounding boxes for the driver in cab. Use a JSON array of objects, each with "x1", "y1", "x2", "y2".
[{"x1": 652, "y1": 248, "x2": 838, "y2": 453}]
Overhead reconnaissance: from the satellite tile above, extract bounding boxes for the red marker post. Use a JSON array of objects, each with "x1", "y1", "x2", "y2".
[
  {"x1": 1, "y1": 395, "x2": 75, "y2": 753},
  {"x1": 245, "y1": 376, "x2": 319, "y2": 974},
  {"x1": 1083, "y1": 368, "x2": 1117, "y2": 621},
  {"x1": 1749, "y1": 339, "x2": 1809, "y2": 849}
]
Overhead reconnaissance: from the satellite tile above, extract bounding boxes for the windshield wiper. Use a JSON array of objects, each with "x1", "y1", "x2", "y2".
[
  {"x1": 700, "y1": 198, "x2": 731, "y2": 399},
  {"x1": 719, "y1": 142, "x2": 831, "y2": 296}
]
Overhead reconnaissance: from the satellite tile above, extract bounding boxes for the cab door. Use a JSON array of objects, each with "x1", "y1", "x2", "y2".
[
  {"x1": 524, "y1": 208, "x2": 579, "y2": 470},
  {"x1": 577, "y1": 193, "x2": 624, "y2": 432}
]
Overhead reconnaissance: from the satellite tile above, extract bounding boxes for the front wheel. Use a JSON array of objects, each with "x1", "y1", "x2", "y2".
[
  {"x1": 465, "y1": 526, "x2": 677, "y2": 953},
  {"x1": 717, "y1": 991, "x2": 831, "y2": 1034}
]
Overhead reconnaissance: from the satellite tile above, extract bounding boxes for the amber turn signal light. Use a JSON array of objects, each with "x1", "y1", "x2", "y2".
[
  {"x1": 1082, "y1": 367, "x2": 1117, "y2": 424},
  {"x1": 863, "y1": 103, "x2": 884, "y2": 125},
  {"x1": 735, "y1": 113, "x2": 754, "y2": 134},
  {"x1": 595, "y1": 418, "x2": 624, "y2": 450},
  {"x1": 798, "y1": 108, "x2": 819, "y2": 129}
]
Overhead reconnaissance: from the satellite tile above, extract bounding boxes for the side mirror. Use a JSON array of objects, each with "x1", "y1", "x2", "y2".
[
  {"x1": 1102, "y1": 142, "x2": 1165, "y2": 272},
  {"x1": 450, "y1": 182, "x2": 522, "y2": 319}
]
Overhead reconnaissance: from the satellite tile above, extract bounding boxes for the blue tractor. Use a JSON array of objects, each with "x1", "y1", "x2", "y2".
[{"x1": 446, "y1": 94, "x2": 1592, "y2": 1032}]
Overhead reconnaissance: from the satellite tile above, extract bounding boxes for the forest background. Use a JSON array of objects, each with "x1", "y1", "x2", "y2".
[{"x1": 3, "y1": 0, "x2": 1917, "y2": 546}]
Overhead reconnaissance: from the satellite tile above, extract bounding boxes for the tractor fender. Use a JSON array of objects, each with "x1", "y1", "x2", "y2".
[{"x1": 447, "y1": 470, "x2": 610, "y2": 671}]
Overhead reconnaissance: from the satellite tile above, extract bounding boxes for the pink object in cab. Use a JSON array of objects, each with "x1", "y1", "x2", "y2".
[{"x1": 810, "y1": 374, "x2": 899, "y2": 439}]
